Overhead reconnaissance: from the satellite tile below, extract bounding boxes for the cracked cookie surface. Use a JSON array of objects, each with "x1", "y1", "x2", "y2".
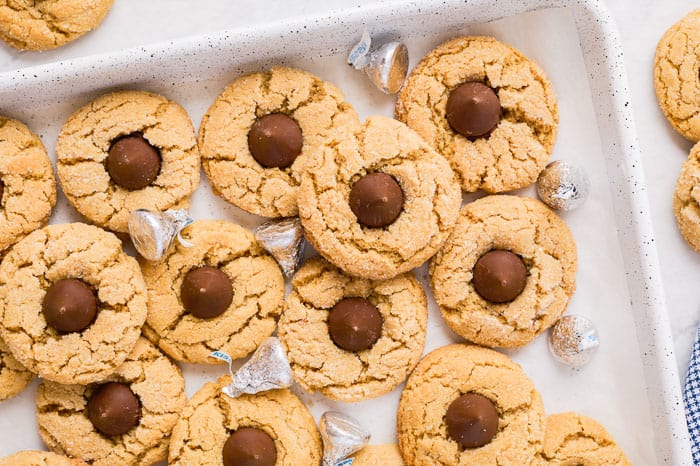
[
  {"x1": 199, "y1": 66, "x2": 359, "y2": 217},
  {"x1": 0, "y1": 222, "x2": 147, "y2": 384},
  {"x1": 56, "y1": 90, "x2": 200, "y2": 232},
  {"x1": 37, "y1": 338, "x2": 186, "y2": 466},
  {"x1": 430, "y1": 195, "x2": 576, "y2": 347},
  {"x1": 396, "y1": 36, "x2": 558, "y2": 193},
  {"x1": 397, "y1": 344, "x2": 545, "y2": 466},
  {"x1": 0, "y1": 336, "x2": 34, "y2": 402},
  {"x1": 0, "y1": 116, "x2": 57, "y2": 258},
  {"x1": 141, "y1": 220, "x2": 285, "y2": 364},
  {"x1": 654, "y1": 10, "x2": 700, "y2": 141},
  {"x1": 674, "y1": 141, "x2": 700, "y2": 252},
  {"x1": 168, "y1": 375, "x2": 322, "y2": 465},
  {"x1": 298, "y1": 115, "x2": 461, "y2": 280},
  {"x1": 352, "y1": 444, "x2": 404, "y2": 466},
  {"x1": 0, "y1": 0, "x2": 113, "y2": 51},
  {"x1": 541, "y1": 412, "x2": 631, "y2": 465},
  {"x1": 0, "y1": 451, "x2": 87, "y2": 466},
  {"x1": 278, "y1": 257, "x2": 428, "y2": 401}
]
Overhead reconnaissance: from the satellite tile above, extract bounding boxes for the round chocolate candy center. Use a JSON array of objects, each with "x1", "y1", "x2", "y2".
[
  {"x1": 180, "y1": 266, "x2": 233, "y2": 319},
  {"x1": 42, "y1": 278, "x2": 98, "y2": 333},
  {"x1": 472, "y1": 250, "x2": 527, "y2": 303},
  {"x1": 87, "y1": 382, "x2": 141, "y2": 437},
  {"x1": 446, "y1": 82, "x2": 501, "y2": 139},
  {"x1": 223, "y1": 427, "x2": 277, "y2": 466},
  {"x1": 107, "y1": 133, "x2": 161, "y2": 191},
  {"x1": 349, "y1": 173, "x2": 404, "y2": 228},
  {"x1": 328, "y1": 297, "x2": 383, "y2": 352},
  {"x1": 446, "y1": 393, "x2": 499, "y2": 449},
  {"x1": 248, "y1": 113, "x2": 303, "y2": 169}
]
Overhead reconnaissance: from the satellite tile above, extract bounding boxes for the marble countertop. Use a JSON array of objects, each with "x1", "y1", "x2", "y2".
[{"x1": 0, "y1": 0, "x2": 697, "y2": 380}]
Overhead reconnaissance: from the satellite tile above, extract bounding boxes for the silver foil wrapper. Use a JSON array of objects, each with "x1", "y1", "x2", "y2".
[
  {"x1": 348, "y1": 30, "x2": 409, "y2": 94},
  {"x1": 320, "y1": 411, "x2": 371, "y2": 466},
  {"x1": 536, "y1": 161, "x2": 590, "y2": 211},
  {"x1": 254, "y1": 218, "x2": 305, "y2": 278},
  {"x1": 128, "y1": 209, "x2": 193, "y2": 261},
  {"x1": 548, "y1": 315, "x2": 600, "y2": 367},
  {"x1": 210, "y1": 337, "x2": 293, "y2": 398}
]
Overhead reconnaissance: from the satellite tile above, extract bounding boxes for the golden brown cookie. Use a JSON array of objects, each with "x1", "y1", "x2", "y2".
[
  {"x1": 541, "y1": 412, "x2": 631, "y2": 465},
  {"x1": 0, "y1": 0, "x2": 114, "y2": 51},
  {"x1": 352, "y1": 444, "x2": 404, "y2": 466},
  {"x1": 0, "y1": 336, "x2": 34, "y2": 402},
  {"x1": 140, "y1": 220, "x2": 285, "y2": 363},
  {"x1": 0, "y1": 451, "x2": 87, "y2": 466},
  {"x1": 0, "y1": 116, "x2": 57, "y2": 258},
  {"x1": 397, "y1": 344, "x2": 545, "y2": 466},
  {"x1": 298, "y1": 115, "x2": 461, "y2": 280},
  {"x1": 56, "y1": 90, "x2": 200, "y2": 233},
  {"x1": 0, "y1": 223, "x2": 147, "y2": 384},
  {"x1": 199, "y1": 66, "x2": 359, "y2": 217},
  {"x1": 674, "y1": 141, "x2": 700, "y2": 251},
  {"x1": 396, "y1": 36, "x2": 558, "y2": 193},
  {"x1": 168, "y1": 375, "x2": 323, "y2": 465},
  {"x1": 278, "y1": 257, "x2": 428, "y2": 402},
  {"x1": 430, "y1": 195, "x2": 577, "y2": 347},
  {"x1": 37, "y1": 338, "x2": 186, "y2": 466},
  {"x1": 654, "y1": 10, "x2": 700, "y2": 141}
]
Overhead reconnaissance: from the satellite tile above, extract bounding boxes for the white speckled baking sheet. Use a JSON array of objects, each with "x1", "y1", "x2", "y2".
[{"x1": 0, "y1": 1, "x2": 691, "y2": 464}]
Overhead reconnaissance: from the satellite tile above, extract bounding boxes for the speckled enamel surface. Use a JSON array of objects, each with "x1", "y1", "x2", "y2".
[{"x1": 0, "y1": 1, "x2": 691, "y2": 464}]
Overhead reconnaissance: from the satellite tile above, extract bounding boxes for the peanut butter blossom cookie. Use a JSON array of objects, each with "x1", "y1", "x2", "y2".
[
  {"x1": 431, "y1": 195, "x2": 577, "y2": 347},
  {"x1": 0, "y1": 116, "x2": 57, "y2": 258},
  {"x1": 278, "y1": 257, "x2": 428, "y2": 402},
  {"x1": 0, "y1": 451, "x2": 87, "y2": 466},
  {"x1": 199, "y1": 66, "x2": 360, "y2": 217},
  {"x1": 37, "y1": 338, "x2": 186, "y2": 466},
  {"x1": 169, "y1": 375, "x2": 323, "y2": 466},
  {"x1": 0, "y1": 336, "x2": 34, "y2": 402},
  {"x1": 654, "y1": 10, "x2": 700, "y2": 141},
  {"x1": 541, "y1": 412, "x2": 631, "y2": 465},
  {"x1": 352, "y1": 444, "x2": 404, "y2": 466},
  {"x1": 396, "y1": 36, "x2": 559, "y2": 193},
  {"x1": 56, "y1": 90, "x2": 200, "y2": 232},
  {"x1": 398, "y1": 344, "x2": 545, "y2": 466},
  {"x1": 298, "y1": 115, "x2": 461, "y2": 280},
  {"x1": 140, "y1": 220, "x2": 285, "y2": 363},
  {"x1": 674, "y1": 141, "x2": 700, "y2": 252},
  {"x1": 0, "y1": 0, "x2": 114, "y2": 51},
  {"x1": 0, "y1": 223, "x2": 147, "y2": 384}
]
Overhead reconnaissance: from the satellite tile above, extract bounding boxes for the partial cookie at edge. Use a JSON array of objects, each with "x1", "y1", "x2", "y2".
[
  {"x1": 540, "y1": 412, "x2": 632, "y2": 465},
  {"x1": 654, "y1": 9, "x2": 700, "y2": 141}
]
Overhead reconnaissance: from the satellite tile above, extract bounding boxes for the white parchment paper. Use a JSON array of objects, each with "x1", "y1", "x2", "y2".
[{"x1": 0, "y1": 7, "x2": 655, "y2": 464}]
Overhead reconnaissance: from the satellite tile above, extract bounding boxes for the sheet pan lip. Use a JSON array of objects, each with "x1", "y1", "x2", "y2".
[{"x1": 0, "y1": 0, "x2": 691, "y2": 462}]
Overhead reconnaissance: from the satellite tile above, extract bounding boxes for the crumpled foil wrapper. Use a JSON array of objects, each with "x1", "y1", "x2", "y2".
[
  {"x1": 128, "y1": 209, "x2": 193, "y2": 261},
  {"x1": 210, "y1": 337, "x2": 293, "y2": 398},
  {"x1": 321, "y1": 411, "x2": 371, "y2": 466},
  {"x1": 254, "y1": 217, "x2": 305, "y2": 278},
  {"x1": 537, "y1": 161, "x2": 590, "y2": 211},
  {"x1": 548, "y1": 315, "x2": 600, "y2": 367},
  {"x1": 348, "y1": 29, "x2": 409, "y2": 94}
]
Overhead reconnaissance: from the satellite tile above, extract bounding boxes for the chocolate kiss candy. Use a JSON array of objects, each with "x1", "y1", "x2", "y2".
[
  {"x1": 210, "y1": 337, "x2": 293, "y2": 398},
  {"x1": 548, "y1": 315, "x2": 600, "y2": 367},
  {"x1": 254, "y1": 218, "x2": 305, "y2": 278},
  {"x1": 537, "y1": 161, "x2": 591, "y2": 211},
  {"x1": 128, "y1": 209, "x2": 193, "y2": 261},
  {"x1": 348, "y1": 30, "x2": 409, "y2": 94},
  {"x1": 320, "y1": 411, "x2": 371, "y2": 466}
]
